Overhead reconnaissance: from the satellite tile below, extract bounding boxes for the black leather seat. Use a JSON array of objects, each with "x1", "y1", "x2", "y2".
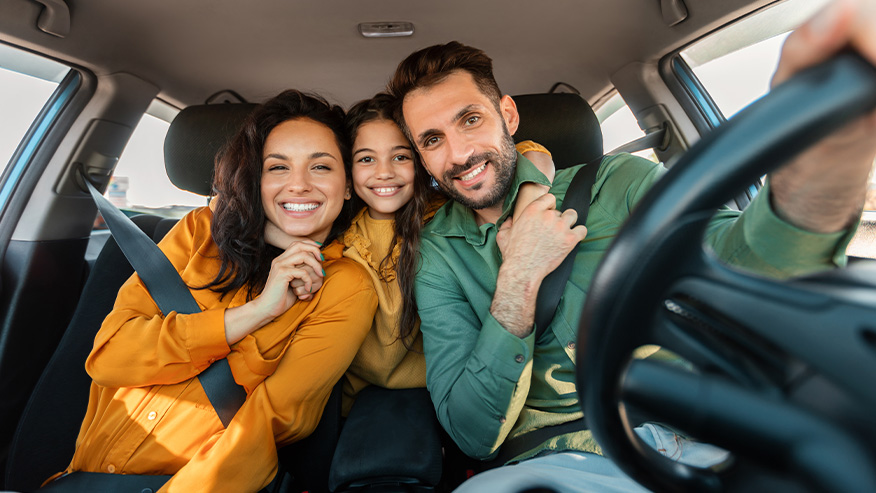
[{"x1": 513, "y1": 92, "x2": 604, "y2": 169}]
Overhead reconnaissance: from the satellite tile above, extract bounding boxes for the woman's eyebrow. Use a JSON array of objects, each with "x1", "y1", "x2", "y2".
[
  {"x1": 310, "y1": 151, "x2": 339, "y2": 161},
  {"x1": 264, "y1": 152, "x2": 287, "y2": 161}
]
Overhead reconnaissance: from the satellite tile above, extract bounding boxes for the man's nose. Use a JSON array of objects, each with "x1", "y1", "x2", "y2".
[{"x1": 446, "y1": 131, "x2": 475, "y2": 166}]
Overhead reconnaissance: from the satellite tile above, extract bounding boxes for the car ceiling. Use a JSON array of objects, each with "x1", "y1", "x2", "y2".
[{"x1": 2, "y1": 0, "x2": 773, "y2": 109}]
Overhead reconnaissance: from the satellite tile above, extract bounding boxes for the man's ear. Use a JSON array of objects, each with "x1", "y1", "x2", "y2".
[{"x1": 499, "y1": 95, "x2": 520, "y2": 136}]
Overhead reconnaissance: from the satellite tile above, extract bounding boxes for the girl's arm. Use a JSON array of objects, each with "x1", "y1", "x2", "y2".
[{"x1": 513, "y1": 140, "x2": 556, "y2": 219}]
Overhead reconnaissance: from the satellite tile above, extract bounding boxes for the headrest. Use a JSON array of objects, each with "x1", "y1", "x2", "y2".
[
  {"x1": 512, "y1": 93, "x2": 603, "y2": 169},
  {"x1": 164, "y1": 103, "x2": 258, "y2": 196}
]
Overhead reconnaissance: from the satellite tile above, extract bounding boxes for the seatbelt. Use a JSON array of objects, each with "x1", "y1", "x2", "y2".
[
  {"x1": 492, "y1": 417, "x2": 587, "y2": 465},
  {"x1": 607, "y1": 123, "x2": 668, "y2": 156},
  {"x1": 533, "y1": 157, "x2": 602, "y2": 338},
  {"x1": 489, "y1": 159, "x2": 602, "y2": 467},
  {"x1": 82, "y1": 173, "x2": 246, "y2": 427}
]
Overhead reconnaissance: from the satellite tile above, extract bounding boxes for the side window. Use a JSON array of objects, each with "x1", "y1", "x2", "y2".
[
  {"x1": 596, "y1": 93, "x2": 658, "y2": 163},
  {"x1": 0, "y1": 44, "x2": 70, "y2": 198},
  {"x1": 675, "y1": 0, "x2": 875, "y2": 258},
  {"x1": 106, "y1": 102, "x2": 205, "y2": 220}
]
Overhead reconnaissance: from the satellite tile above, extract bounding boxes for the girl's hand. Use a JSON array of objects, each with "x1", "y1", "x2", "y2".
[
  {"x1": 514, "y1": 148, "x2": 557, "y2": 221},
  {"x1": 523, "y1": 147, "x2": 556, "y2": 184}
]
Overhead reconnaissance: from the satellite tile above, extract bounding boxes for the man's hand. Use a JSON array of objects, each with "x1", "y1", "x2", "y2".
[
  {"x1": 769, "y1": 0, "x2": 876, "y2": 233},
  {"x1": 491, "y1": 193, "x2": 587, "y2": 337}
]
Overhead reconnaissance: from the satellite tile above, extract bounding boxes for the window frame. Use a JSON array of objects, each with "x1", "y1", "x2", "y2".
[{"x1": 0, "y1": 43, "x2": 95, "y2": 259}]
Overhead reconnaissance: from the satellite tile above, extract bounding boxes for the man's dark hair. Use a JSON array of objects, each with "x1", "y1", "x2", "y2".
[{"x1": 386, "y1": 41, "x2": 502, "y2": 141}]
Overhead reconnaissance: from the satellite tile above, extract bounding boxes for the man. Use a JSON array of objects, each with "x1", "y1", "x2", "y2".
[{"x1": 387, "y1": 0, "x2": 876, "y2": 490}]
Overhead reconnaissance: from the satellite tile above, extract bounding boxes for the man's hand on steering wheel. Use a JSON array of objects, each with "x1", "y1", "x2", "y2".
[{"x1": 770, "y1": 0, "x2": 876, "y2": 234}]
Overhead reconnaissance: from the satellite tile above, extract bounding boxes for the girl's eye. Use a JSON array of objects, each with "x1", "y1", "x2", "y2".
[
  {"x1": 357, "y1": 156, "x2": 374, "y2": 164},
  {"x1": 393, "y1": 154, "x2": 411, "y2": 162}
]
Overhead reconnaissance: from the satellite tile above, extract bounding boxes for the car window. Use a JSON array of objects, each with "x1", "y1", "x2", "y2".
[
  {"x1": 596, "y1": 92, "x2": 658, "y2": 162},
  {"x1": 0, "y1": 44, "x2": 70, "y2": 197},
  {"x1": 675, "y1": 0, "x2": 875, "y2": 258},
  {"x1": 108, "y1": 103, "x2": 205, "y2": 219}
]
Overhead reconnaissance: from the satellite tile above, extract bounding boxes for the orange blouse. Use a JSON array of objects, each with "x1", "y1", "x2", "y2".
[{"x1": 54, "y1": 207, "x2": 377, "y2": 492}]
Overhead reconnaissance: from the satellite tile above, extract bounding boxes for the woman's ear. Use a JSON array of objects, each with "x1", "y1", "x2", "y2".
[{"x1": 345, "y1": 184, "x2": 352, "y2": 200}]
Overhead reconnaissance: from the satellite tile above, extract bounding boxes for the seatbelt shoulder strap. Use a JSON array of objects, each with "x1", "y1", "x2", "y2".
[
  {"x1": 533, "y1": 156, "x2": 603, "y2": 339},
  {"x1": 82, "y1": 175, "x2": 246, "y2": 427}
]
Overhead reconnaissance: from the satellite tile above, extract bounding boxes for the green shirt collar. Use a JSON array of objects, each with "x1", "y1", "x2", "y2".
[{"x1": 428, "y1": 153, "x2": 552, "y2": 246}]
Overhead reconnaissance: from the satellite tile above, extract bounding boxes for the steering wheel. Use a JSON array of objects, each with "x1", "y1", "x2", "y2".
[{"x1": 576, "y1": 52, "x2": 876, "y2": 493}]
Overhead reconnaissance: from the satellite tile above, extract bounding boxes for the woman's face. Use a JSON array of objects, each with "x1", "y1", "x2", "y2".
[
  {"x1": 260, "y1": 118, "x2": 350, "y2": 245},
  {"x1": 351, "y1": 119, "x2": 416, "y2": 220}
]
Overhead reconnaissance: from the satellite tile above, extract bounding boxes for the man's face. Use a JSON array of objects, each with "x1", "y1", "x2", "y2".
[{"x1": 402, "y1": 71, "x2": 519, "y2": 212}]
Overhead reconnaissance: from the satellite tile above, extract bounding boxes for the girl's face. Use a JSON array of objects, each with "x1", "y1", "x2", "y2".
[
  {"x1": 351, "y1": 119, "x2": 416, "y2": 220},
  {"x1": 260, "y1": 118, "x2": 350, "y2": 245}
]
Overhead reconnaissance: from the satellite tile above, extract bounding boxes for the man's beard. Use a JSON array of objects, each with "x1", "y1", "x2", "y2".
[{"x1": 436, "y1": 126, "x2": 518, "y2": 211}]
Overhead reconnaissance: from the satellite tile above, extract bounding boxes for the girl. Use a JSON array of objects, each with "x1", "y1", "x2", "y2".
[
  {"x1": 340, "y1": 92, "x2": 554, "y2": 413},
  {"x1": 49, "y1": 90, "x2": 377, "y2": 492}
]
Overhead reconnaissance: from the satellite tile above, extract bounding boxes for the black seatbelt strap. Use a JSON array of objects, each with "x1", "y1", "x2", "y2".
[
  {"x1": 533, "y1": 157, "x2": 603, "y2": 338},
  {"x1": 82, "y1": 174, "x2": 246, "y2": 428},
  {"x1": 491, "y1": 417, "x2": 588, "y2": 465}
]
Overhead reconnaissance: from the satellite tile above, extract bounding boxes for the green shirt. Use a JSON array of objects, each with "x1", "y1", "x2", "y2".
[{"x1": 414, "y1": 153, "x2": 853, "y2": 461}]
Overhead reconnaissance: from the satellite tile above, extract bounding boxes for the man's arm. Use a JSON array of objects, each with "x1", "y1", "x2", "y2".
[
  {"x1": 416, "y1": 242, "x2": 535, "y2": 459},
  {"x1": 769, "y1": 0, "x2": 876, "y2": 234},
  {"x1": 493, "y1": 193, "x2": 587, "y2": 337}
]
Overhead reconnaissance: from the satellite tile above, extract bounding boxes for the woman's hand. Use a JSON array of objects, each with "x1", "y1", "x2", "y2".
[
  {"x1": 264, "y1": 220, "x2": 325, "y2": 300},
  {"x1": 223, "y1": 241, "x2": 324, "y2": 345}
]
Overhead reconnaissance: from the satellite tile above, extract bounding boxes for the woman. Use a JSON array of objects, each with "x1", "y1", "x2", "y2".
[
  {"x1": 48, "y1": 90, "x2": 377, "y2": 492},
  {"x1": 339, "y1": 93, "x2": 554, "y2": 414}
]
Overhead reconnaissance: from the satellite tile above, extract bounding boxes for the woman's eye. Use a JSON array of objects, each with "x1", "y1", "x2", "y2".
[
  {"x1": 313, "y1": 164, "x2": 331, "y2": 171},
  {"x1": 267, "y1": 163, "x2": 287, "y2": 172}
]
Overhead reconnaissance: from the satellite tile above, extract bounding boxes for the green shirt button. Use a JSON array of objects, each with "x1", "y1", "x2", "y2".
[{"x1": 514, "y1": 354, "x2": 524, "y2": 363}]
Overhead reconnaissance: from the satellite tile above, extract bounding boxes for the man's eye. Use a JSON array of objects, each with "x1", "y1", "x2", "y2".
[
  {"x1": 424, "y1": 136, "x2": 440, "y2": 148},
  {"x1": 465, "y1": 115, "x2": 480, "y2": 126}
]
